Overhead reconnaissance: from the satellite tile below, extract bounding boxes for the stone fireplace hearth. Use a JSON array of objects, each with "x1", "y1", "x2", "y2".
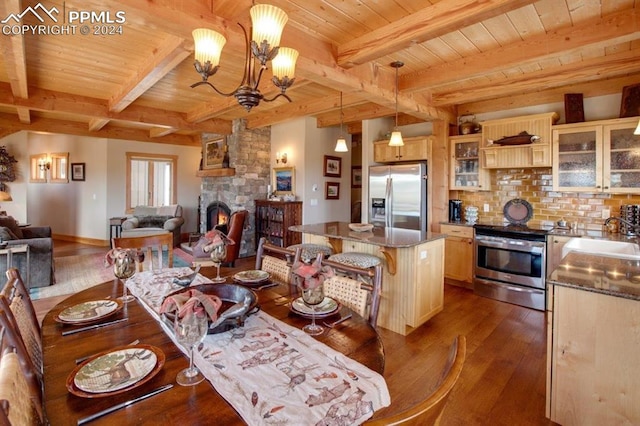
[{"x1": 199, "y1": 119, "x2": 271, "y2": 258}]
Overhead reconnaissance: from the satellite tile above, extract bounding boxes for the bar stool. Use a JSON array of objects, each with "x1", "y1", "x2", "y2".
[{"x1": 287, "y1": 243, "x2": 333, "y2": 263}]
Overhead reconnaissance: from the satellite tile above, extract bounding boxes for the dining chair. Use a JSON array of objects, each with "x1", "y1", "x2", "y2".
[
  {"x1": 320, "y1": 258, "x2": 383, "y2": 327},
  {"x1": 1, "y1": 269, "x2": 42, "y2": 377},
  {"x1": 255, "y1": 237, "x2": 301, "y2": 284},
  {"x1": 112, "y1": 232, "x2": 174, "y2": 271},
  {"x1": 0, "y1": 344, "x2": 45, "y2": 426},
  {"x1": 0, "y1": 308, "x2": 44, "y2": 422},
  {"x1": 364, "y1": 336, "x2": 467, "y2": 426}
]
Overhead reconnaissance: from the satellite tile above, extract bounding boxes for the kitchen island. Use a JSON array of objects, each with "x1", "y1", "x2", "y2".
[
  {"x1": 546, "y1": 252, "x2": 640, "y2": 425},
  {"x1": 290, "y1": 222, "x2": 446, "y2": 335}
]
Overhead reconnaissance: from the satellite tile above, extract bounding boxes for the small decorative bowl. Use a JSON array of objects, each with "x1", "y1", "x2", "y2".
[{"x1": 348, "y1": 223, "x2": 374, "y2": 232}]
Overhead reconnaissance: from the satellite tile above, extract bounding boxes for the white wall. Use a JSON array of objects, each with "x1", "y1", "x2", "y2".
[
  {"x1": 271, "y1": 117, "x2": 352, "y2": 224},
  {"x1": 1, "y1": 131, "x2": 201, "y2": 243}
]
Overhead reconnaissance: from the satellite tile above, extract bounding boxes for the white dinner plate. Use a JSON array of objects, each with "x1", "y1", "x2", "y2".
[
  {"x1": 56, "y1": 300, "x2": 122, "y2": 324},
  {"x1": 233, "y1": 270, "x2": 270, "y2": 283},
  {"x1": 291, "y1": 297, "x2": 339, "y2": 318},
  {"x1": 73, "y1": 346, "x2": 158, "y2": 394}
]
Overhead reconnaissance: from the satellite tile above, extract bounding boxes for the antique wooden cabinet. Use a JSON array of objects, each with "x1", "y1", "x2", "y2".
[{"x1": 254, "y1": 200, "x2": 302, "y2": 248}]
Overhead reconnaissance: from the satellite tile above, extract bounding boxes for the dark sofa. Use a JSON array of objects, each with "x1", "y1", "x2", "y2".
[{"x1": 0, "y1": 218, "x2": 53, "y2": 288}]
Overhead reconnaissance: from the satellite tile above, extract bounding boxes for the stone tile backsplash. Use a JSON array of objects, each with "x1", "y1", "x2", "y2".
[{"x1": 454, "y1": 168, "x2": 640, "y2": 231}]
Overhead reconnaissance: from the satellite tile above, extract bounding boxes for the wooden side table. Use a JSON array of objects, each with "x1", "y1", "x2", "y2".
[
  {"x1": 109, "y1": 217, "x2": 127, "y2": 247},
  {"x1": 0, "y1": 244, "x2": 30, "y2": 289}
]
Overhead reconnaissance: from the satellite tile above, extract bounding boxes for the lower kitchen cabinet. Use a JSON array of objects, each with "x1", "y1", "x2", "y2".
[{"x1": 441, "y1": 224, "x2": 474, "y2": 287}]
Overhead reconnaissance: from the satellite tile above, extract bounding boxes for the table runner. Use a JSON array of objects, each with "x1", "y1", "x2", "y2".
[{"x1": 126, "y1": 269, "x2": 390, "y2": 425}]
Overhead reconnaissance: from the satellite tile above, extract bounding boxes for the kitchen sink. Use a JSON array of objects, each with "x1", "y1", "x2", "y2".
[{"x1": 562, "y1": 237, "x2": 640, "y2": 259}]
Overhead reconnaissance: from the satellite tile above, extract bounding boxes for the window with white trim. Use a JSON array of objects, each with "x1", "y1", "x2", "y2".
[{"x1": 126, "y1": 152, "x2": 178, "y2": 211}]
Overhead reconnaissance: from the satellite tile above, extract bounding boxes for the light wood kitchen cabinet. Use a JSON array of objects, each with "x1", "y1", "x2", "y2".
[
  {"x1": 450, "y1": 134, "x2": 490, "y2": 190},
  {"x1": 441, "y1": 224, "x2": 474, "y2": 286},
  {"x1": 547, "y1": 286, "x2": 640, "y2": 425},
  {"x1": 374, "y1": 136, "x2": 431, "y2": 162},
  {"x1": 552, "y1": 116, "x2": 640, "y2": 193},
  {"x1": 546, "y1": 234, "x2": 571, "y2": 279},
  {"x1": 480, "y1": 112, "x2": 558, "y2": 169}
]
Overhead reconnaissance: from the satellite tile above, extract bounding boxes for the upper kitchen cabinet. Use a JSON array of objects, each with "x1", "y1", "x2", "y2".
[
  {"x1": 374, "y1": 136, "x2": 431, "y2": 163},
  {"x1": 450, "y1": 134, "x2": 490, "y2": 191},
  {"x1": 480, "y1": 112, "x2": 559, "y2": 169},
  {"x1": 552, "y1": 117, "x2": 640, "y2": 193}
]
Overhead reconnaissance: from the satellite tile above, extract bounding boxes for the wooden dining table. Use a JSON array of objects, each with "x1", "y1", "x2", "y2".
[{"x1": 42, "y1": 275, "x2": 385, "y2": 425}]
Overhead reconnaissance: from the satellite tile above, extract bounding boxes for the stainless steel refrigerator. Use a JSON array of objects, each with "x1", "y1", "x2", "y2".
[{"x1": 369, "y1": 162, "x2": 428, "y2": 231}]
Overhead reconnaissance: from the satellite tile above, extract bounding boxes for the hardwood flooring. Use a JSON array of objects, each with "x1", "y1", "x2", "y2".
[{"x1": 35, "y1": 240, "x2": 556, "y2": 425}]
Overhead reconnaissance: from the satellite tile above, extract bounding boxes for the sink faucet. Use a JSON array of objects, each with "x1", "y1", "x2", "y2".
[{"x1": 604, "y1": 217, "x2": 640, "y2": 248}]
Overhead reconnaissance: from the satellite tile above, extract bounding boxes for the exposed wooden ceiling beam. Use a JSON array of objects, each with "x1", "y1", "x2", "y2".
[
  {"x1": 337, "y1": 0, "x2": 535, "y2": 68},
  {"x1": 109, "y1": 35, "x2": 191, "y2": 112},
  {"x1": 0, "y1": 113, "x2": 198, "y2": 146},
  {"x1": 458, "y1": 74, "x2": 640, "y2": 115},
  {"x1": 0, "y1": 0, "x2": 30, "y2": 124},
  {"x1": 433, "y1": 48, "x2": 640, "y2": 106},
  {"x1": 315, "y1": 103, "x2": 395, "y2": 128},
  {"x1": 88, "y1": 118, "x2": 110, "y2": 131},
  {"x1": 245, "y1": 92, "x2": 368, "y2": 129},
  {"x1": 402, "y1": 6, "x2": 640, "y2": 92},
  {"x1": 0, "y1": 84, "x2": 232, "y2": 134}
]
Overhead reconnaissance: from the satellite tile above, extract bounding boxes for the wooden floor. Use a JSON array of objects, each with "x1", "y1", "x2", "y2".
[{"x1": 35, "y1": 240, "x2": 557, "y2": 425}]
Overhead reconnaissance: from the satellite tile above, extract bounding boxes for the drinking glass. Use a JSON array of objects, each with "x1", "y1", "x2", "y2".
[
  {"x1": 209, "y1": 244, "x2": 227, "y2": 283},
  {"x1": 113, "y1": 253, "x2": 136, "y2": 303},
  {"x1": 298, "y1": 283, "x2": 325, "y2": 336},
  {"x1": 174, "y1": 312, "x2": 208, "y2": 386}
]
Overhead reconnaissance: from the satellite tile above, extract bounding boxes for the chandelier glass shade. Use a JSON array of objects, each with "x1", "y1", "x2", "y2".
[{"x1": 191, "y1": 4, "x2": 297, "y2": 111}]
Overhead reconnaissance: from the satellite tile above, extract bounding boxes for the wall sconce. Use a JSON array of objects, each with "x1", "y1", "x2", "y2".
[
  {"x1": 38, "y1": 157, "x2": 51, "y2": 171},
  {"x1": 276, "y1": 152, "x2": 288, "y2": 164}
]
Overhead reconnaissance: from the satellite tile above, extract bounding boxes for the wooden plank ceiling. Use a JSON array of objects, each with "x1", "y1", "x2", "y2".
[{"x1": 0, "y1": 0, "x2": 638, "y2": 146}]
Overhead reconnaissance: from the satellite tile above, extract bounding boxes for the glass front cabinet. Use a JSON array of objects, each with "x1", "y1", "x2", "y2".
[
  {"x1": 450, "y1": 134, "x2": 489, "y2": 190},
  {"x1": 552, "y1": 117, "x2": 640, "y2": 193}
]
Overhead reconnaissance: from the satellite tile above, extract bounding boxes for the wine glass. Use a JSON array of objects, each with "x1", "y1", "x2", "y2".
[
  {"x1": 113, "y1": 251, "x2": 136, "y2": 303},
  {"x1": 298, "y1": 283, "x2": 325, "y2": 336},
  {"x1": 209, "y1": 244, "x2": 227, "y2": 283},
  {"x1": 174, "y1": 312, "x2": 208, "y2": 386}
]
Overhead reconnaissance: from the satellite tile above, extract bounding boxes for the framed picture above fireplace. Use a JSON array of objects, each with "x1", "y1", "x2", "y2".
[
  {"x1": 203, "y1": 136, "x2": 225, "y2": 169},
  {"x1": 273, "y1": 167, "x2": 295, "y2": 195}
]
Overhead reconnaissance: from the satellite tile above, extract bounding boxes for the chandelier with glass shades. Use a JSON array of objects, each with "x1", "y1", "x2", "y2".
[{"x1": 191, "y1": 4, "x2": 298, "y2": 112}]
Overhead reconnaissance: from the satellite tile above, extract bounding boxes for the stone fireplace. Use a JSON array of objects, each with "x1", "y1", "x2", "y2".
[
  {"x1": 199, "y1": 119, "x2": 271, "y2": 258},
  {"x1": 207, "y1": 201, "x2": 231, "y2": 233}
]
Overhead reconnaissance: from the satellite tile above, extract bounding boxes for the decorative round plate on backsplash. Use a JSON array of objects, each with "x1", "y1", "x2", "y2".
[{"x1": 503, "y1": 199, "x2": 533, "y2": 225}]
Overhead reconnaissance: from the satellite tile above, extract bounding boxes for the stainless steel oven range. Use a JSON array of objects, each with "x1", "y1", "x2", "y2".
[{"x1": 473, "y1": 224, "x2": 549, "y2": 311}]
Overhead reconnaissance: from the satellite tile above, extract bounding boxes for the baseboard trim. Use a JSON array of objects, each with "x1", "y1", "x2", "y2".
[{"x1": 52, "y1": 233, "x2": 109, "y2": 247}]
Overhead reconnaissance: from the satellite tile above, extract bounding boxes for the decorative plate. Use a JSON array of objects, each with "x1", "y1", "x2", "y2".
[
  {"x1": 233, "y1": 270, "x2": 270, "y2": 283},
  {"x1": 503, "y1": 199, "x2": 533, "y2": 225},
  {"x1": 56, "y1": 300, "x2": 123, "y2": 325},
  {"x1": 290, "y1": 297, "x2": 340, "y2": 318},
  {"x1": 67, "y1": 345, "x2": 164, "y2": 398},
  {"x1": 348, "y1": 223, "x2": 374, "y2": 232}
]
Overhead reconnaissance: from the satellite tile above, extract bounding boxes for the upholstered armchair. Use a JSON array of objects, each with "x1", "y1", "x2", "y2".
[
  {"x1": 0, "y1": 217, "x2": 54, "y2": 288},
  {"x1": 121, "y1": 205, "x2": 184, "y2": 246}
]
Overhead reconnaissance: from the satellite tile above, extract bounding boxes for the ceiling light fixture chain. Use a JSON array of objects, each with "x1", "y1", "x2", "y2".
[
  {"x1": 190, "y1": 4, "x2": 298, "y2": 112},
  {"x1": 334, "y1": 91, "x2": 348, "y2": 152},
  {"x1": 389, "y1": 60, "x2": 404, "y2": 147}
]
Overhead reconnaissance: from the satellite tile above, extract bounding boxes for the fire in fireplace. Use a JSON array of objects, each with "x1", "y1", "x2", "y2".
[{"x1": 207, "y1": 201, "x2": 231, "y2": 234}]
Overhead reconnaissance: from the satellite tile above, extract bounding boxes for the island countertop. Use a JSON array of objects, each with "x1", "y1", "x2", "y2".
[
  {"x1": 547, "y1": 251, "x2": 640, "y2": 301},
  {"x1": 289, "y1": 222, "x2": 446, "y2": 248}
]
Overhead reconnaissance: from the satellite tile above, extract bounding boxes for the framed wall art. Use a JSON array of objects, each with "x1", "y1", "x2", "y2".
[
  {"x1": 71, "y1": 163, "x2": 85, "y2": 181},
  {"x1": 273, "y1": 167, "x2": 295, "y2": 195},
  {"x1": 351, "y1": 166, "x2": 362, "y2": 188},
  {"x1": 325, "y1": 182, "x2": 340, "y2": 200},
  {"x1": 323, "y1": 155, "x2": 342, "y2": 178},
  {"x1": 620, "y1": 83, "x2": 640, "y2": 118},
  {"x1": 203, "y1": 137, "x2": 225, "y2": 169}
]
